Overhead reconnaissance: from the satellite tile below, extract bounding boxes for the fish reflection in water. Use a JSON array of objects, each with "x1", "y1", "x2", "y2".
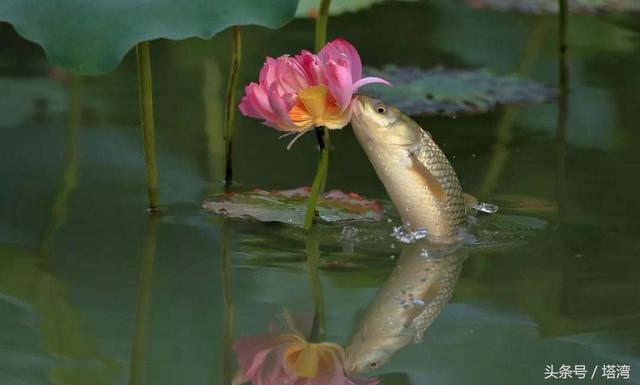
[
  {"x1": 233, "y1": 311, "x2": 381, "y2": 385},
  {"x1": 345, "y1": 240, "x2": 466, "y2": 373}
]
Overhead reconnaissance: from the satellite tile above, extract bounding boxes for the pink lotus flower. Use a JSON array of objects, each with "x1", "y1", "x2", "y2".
[
  {"x1": 239, "y1": 38, "x2": 390, "y2": 148},
  {"x1": 233, "y1": 312, "x2": 380, "y2": 385}
]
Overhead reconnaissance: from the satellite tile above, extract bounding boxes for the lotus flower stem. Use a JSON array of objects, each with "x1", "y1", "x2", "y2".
[
  {"x1": 315, "y1": 0, "x2": 332, "y2": 52},
  {"x1": 129, "y1": 216, "x2": 158, "y2": 385},
  {"x1": 303, "y1": 127, "x2": 330, "y2": 231},
  {"x1": 136, "y1": 42, "x2": 161, "y2": 212},
  {"x1": 224, "y1": 26, "x2": 242, "y2": 187},
  {"x1": 303, "y1": 0, "x2": 333, "y2": 230},
  {"x1": 202, "y1": 60, "x2": 226, "y2": 193}
]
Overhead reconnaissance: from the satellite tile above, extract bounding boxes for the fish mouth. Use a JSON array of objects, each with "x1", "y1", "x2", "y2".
[
  {"x1": 350, "y1": 97, "x2": 367, "y2": 135},
  {"x1": 351, "y1": 95, "x2": 365, "y2": 122},
  {"x1": 351, "y1": 95, "x2": 378, "y2": 145}
]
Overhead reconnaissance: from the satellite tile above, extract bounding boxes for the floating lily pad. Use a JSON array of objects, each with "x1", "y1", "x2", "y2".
[
  {"x1": 295, "y1": 0, "x2": 386, "y2": 17},
  {"x1": 464, "y1": 0, "x2": 640, "y2": 14},
  {"x1": 0, "y1": 0, "x2": 299, "y2": 75},
  {"x1": 363, "y1": 66, "x2": 557, "y2": 116},
  {"x1": 203, "y1": 187, "x2": 384, "y2": 225}
]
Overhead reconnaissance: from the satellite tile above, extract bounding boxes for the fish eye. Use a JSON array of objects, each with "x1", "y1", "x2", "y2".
[
  {"x1": 375, "y1": 105, "x2": 387, "y2": 114},
  {"x1": 369, "y1": 362, "x2": 379, "y2": 369}
]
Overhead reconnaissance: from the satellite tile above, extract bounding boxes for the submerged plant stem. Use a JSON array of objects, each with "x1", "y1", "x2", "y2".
[
  {"x1": 136, "y1": 42, "x2": 161, "y2": 212},
  {"x1": 305, "y1": 233, "x2": 326, "y2": 342},
  {"x1": 224, "y1": 26, "x2": 242, "y2": 187},
  {"x1": 129, "y1": 216, "x2": 158, "y2": 385},
  {"x1": 40, "y1": 74, "x2": 82, "y2": 256},
  {"x1": 557, "y1": 0, "x2": 569, "y2": 142},
  {"x1": 221, "y1": 221, "x2": 235, "y2": 385},
  {"x1": 556, "y1": 0, "x2": 569, "y2": 225}
]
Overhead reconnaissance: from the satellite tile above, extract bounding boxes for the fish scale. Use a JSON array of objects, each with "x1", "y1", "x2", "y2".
[{"x1": 412, "y1": 130, "x2": 466, "y2": 236}]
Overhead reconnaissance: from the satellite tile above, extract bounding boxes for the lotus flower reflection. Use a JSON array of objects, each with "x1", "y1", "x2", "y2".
[
  {"x1": 234, "y1": 312, "x2": 380, "y2": 385},
  {"x1": 239, "y1": 38, "x2": 390, "y2": 148}
]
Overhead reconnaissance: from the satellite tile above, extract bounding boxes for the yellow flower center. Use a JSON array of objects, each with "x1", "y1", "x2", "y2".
[
  {"x1": 288, "y1": 85, "x2": 345, "y2": 129},
  {"x1": 283, "y1": 340, "x2": 343, "y2": 378}
]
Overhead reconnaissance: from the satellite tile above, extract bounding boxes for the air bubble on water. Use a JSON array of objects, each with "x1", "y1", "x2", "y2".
[
  {"x1": 390, "y1": 254, "x2": 396, "y2": 260},
  {"x1": 474, "y1": 202, "x2": 499, "y2": 214},
  {"x1": 390, "y1": 243, "x2": 396, "y2": 249},
  {"x1": 420, "y1": 249, "x2": 430, "y2": 257},
  {"x1": 472, "y1": 153, "x2": 476, "y2": 158}
]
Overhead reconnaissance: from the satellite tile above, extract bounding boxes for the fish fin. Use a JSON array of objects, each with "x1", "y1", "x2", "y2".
[
  {"x1": 463, "y1": 193, "x2": 478, "y2": 210},
  {"x1": 409, "y1": 153, "x2": 446, "y2": 200}
]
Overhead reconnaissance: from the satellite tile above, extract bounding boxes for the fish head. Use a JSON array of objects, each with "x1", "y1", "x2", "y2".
[
  {"x1": 345, "y1": 332, "x2": 413, "y2": 373},
  {"x1": 352, "y1": 95, "x2": 422, "y2": 147}
]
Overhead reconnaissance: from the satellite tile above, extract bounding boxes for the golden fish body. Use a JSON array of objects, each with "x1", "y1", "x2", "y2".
[
  {"x1": 345, "y1": 241, "x2": 466, "y2": 373},
  {"x1": 351, "y1": 95, "x2": 466, "y2": 243}
]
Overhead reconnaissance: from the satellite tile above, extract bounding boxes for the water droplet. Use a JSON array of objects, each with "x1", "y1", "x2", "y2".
[
  {"x1": 474, "y1": 202, "x2": 499, "y2": 214},
  {"x1": 392, "y1": 225, "x2": 429, "y2": 243},
  {"x1": 412, "y1": 299, "x2": 426, "y2": 308}
]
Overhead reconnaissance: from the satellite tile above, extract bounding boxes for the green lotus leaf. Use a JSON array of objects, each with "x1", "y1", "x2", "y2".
[
  {"x1": 362, "y1": 66, "x2": 557, "y2": 116},
  {"x1": 203, "y1": 187, "x2": 384, "y2": 225},
  {"x1": 0, "y1": 0, "x2": 300, "y2": 75},
  {"x1": 464, "y1": 0, "x2": 640, "y2": 14}
]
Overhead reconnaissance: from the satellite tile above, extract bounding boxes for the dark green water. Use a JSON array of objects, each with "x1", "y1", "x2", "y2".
[{"x1": 1, "y1": 1, "x2": 639, "y2": 384}]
